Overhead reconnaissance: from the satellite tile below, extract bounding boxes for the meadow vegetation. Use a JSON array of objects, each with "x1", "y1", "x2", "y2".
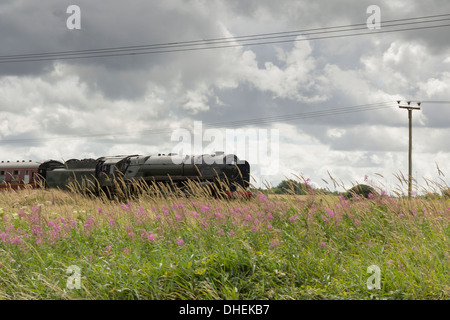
[{"x1": 0, "y1": 178, "x2": 448, "y2": 300}]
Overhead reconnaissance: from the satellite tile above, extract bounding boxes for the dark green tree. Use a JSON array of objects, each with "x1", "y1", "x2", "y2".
[
  {"x1": 272, "y1": 179, "x2": 312, "y2": 195},
  {"x1": 344, "y1": 184, "x2": 377, "y2": 199}
]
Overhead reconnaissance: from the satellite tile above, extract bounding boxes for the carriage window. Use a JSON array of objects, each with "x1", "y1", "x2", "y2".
[
  {"x1": 0, "y1": 171, "x2": 5, "y2": 184},
  {"x1": 24, "y1": 170, "x2": 30, "y2": 184},
  {"x1": 11, "y1": 170, "x2": 20, "y2": 184}
]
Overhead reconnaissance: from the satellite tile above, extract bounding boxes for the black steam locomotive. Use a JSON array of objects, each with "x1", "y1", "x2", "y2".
[{"x1": 34, "y1": 152, "x2": 250, "y2": 198}]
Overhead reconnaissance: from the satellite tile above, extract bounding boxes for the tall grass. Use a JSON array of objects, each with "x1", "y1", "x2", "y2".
[{"x1": 0, "y1": 177, "x2": 448, "y2": 300}]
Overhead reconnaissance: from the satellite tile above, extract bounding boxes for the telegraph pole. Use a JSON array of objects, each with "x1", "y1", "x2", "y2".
[{"x1": 397, "y1": 100, "x2": 421, "y2": 198}]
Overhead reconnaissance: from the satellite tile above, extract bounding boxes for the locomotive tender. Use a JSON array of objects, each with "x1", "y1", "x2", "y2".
[{"x1": 1, "y1": 152, "x2": 250, "y2": 197}]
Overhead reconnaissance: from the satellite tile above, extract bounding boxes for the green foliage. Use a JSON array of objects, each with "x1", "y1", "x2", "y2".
[
  {"x1": 267, "y1": 179, "x2": 340, "y2": 196},
  {"x1": 344, "y1": 184, "x2": 377, "y2": 199},
  {"x1": 271, "y1": 179, "x2": 311, "y2": 195},
  {"x1": 0, "y1": 188, "x2": 448, "y2": 300}
]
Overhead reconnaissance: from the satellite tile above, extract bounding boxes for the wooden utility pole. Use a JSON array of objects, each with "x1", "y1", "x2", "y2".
[{"x1": 397, "y1": 101, "x2": 421, "y2": 198}]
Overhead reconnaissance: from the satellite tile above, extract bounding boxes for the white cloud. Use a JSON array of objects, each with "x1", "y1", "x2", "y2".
[{"x1": 419, "y1": 72, "x2": 450, "y2": 97}]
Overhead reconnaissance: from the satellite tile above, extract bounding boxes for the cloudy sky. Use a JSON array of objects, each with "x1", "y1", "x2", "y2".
[{"x1": 1, "y1": 0, "x2": 450, "y2": 194}]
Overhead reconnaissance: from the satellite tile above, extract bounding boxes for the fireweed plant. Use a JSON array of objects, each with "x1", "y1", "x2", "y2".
[{"x1": 0, "y1": 181, "x2": 448, "y2": 300}]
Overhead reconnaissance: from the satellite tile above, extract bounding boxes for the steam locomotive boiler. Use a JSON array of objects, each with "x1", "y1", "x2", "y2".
[{"x1": 36, "y1": 152, "x2": 250, "y2": 197}]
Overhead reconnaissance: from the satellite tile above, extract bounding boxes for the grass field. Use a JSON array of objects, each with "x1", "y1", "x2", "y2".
[{"x1": 0, "y1": 185, "x2": 448, "y2": 300}]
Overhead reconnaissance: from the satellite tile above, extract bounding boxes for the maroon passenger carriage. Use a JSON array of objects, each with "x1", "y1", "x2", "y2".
[{"x1": 0, "y1": 160, "x2": 41, "y2": 190}]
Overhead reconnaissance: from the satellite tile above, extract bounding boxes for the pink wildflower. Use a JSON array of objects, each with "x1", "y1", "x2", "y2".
[
  {"x1": 32, "y1": 226, "x2": 42, "y2": 237},
  {"x1": 270, "y1": 240, "x2": 280, "y2": 247},
  {"x1": 257, "y1": 193, "x2": 267, "y2": 201},
  {"x1": 104, "y1": 245, "x2": 112, "y2": 255},
  {"x1": 326, "y1": 209, "x2": 335, "y2": 218},
  {"x1": 229, "y1": 230, "x2": 235, "y2": 237},
  {"x1": 161, "y1": 206, "x2": 169, "y2": 215},
  {"x1": 177, "y1": 239, "x2": 185, "y2": 246}
]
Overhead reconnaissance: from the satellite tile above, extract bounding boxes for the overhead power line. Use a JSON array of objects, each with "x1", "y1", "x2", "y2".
[
  {"x1": 0, "y1": 101, "x2": 395, "y2": 144},
  {"x1": 1, "y1": 14, "x2": 450, "y2": 64},
  {"x1": 1, "y1": 100, "x2": 447, "y2": 144},
  {"x1": 407, "y1": 100, "x2": 450, "y2": 104},
  {"x1": 205, "y1": 102, "x2": 394, "y2": 128}
]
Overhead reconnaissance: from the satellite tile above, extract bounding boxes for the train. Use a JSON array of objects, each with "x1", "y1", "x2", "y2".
[{"x1": 0, "y1": 152, "x2": 251, "y2": 198}]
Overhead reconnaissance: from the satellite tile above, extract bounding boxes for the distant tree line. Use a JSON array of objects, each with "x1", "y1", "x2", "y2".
[
  {"x1": 251, "y1": 179, "x2": 340, "y2": 196},
  {"x1": 252, "y1": 180, "x2": 450, "y2": 200},
  {"x1": 251, "y1": 180, "x2": 383, "y2": 198}
]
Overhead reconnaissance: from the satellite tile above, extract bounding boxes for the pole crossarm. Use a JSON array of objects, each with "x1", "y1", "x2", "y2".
[{"x1": 398, "y1": 106, "x2": 421, "y2": 110}]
